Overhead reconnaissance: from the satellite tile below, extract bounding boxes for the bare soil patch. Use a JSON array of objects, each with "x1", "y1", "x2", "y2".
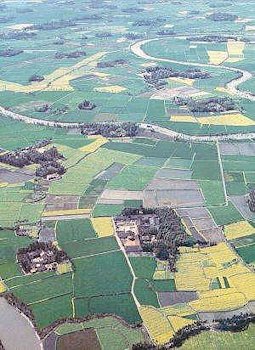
[
  {"x1": 56, "y1": 329, "x2": 101, "y2": 350},
  {"x1": 158, "y1": 291, "x2": 198, "y2": 307}
]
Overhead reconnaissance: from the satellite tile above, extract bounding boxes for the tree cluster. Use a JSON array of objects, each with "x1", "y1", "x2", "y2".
[
  {"x1": 36, "y1": 160, "x2": 65, "y2": 178},
  {"x1": 216, "y1": 313, "x2": 255, "y2": 332},
  {"x1": 157, "y1": 29, "x2": 176, "y2": 36},
  {"x1": 29, "y1": 74, "x2": 45, "y2": 82},
  {"x1": 122, "y1": 7, "x2": 144, "y2": 13},
  {"x1": 121, "y1": 207, "x2": 191, "y2": 271},
  {"x1": 81, "y1": 122, "x2": 139, "y2": 137},
  {"x1": 78, "y1": 100, "x2": 96, "y2": 110},
  {"x1": 248, "y1": 190, "x2": 255, "y2": 212},
  {"x1": 55, "y1": 50, "x2": 86, "y2": 59},
  {"x1": 187, "y1": 35, "x2": 239, "y2": 43},
  {"x1": 0, "y1": 142, "x2": 65, "y2": 178},
  {"x1": 96, "y1": 32, "x2": 113, "y2": 38},
  {"x1": 125, "y1": 33, "x2": 144, "y2": 40},
  {"x1": 17, "y1": 241, "x2": 69, "y2": 274},
  {"x1": 207, "y1": 12, "x2": 238, "y2": 21},
  {"x1": 0, "y1": 30, "x2": 36, "y2": 40},
  {"x1": 29, "y1": 19, "x2": 76, "y2": 31},
  {"x1": 173, "y1": 96, "x2": 237, "y2": 113},
  {"x1": 143, "y1": 66, "x2": 210, "y2": 88},
  {"x1": 133, "y1": 17, "x2": 166, "y2": 27},
  {"x1": 169, "y1": 321, "x2": 209, "y2": 348},
  {"x1": 0, "y1": 48, "x2": 23, "y2": 57},
  {"x1": 97, "y1": 59, "x2": 127, "y2": 68},
  {"x1": 132, "y1": 344, "x2": 166, "y2": 350}
]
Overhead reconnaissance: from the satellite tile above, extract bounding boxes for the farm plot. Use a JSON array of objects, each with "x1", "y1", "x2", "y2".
[
  {"x1": 56, "y1": 218, "x2": 97, "y2": 245},
  {"x1": 45, "y1": 195, "x2": 80, "y2": 212},
  {"x1": 107, "y1": 165, "x2": 159, "y2": 191},
  {"x1": 0, "y1": 168, "x2": 33, "y2": 184},
  {"x1": 73, "y1": 251, "x2": 132, "y2": 298},
  {"x1": 91, "y1": 217, "x2": 114, "y2": 237},
  {"x1": 158, "y1": 291, "x2": 198, "y2": 307},
  {"x1": 224, "y1": 221, "x2": 255, "y2": 240},
  {"x1": 8, "y1": 273, "x2": 73, "y2": 305},
  {"x1": 130, "y1": 256, "x2": 176, "y2": 307},
  {"x1": 98, "y1": 189, "x2": 144, "y2": 205},
  {"x1": 0, "y1": 185, "x2": 45, "y2": 227},
  {"x1": 144, "y1": 178, "x2": 204, "y2": 208},
  {"x1": 92, "y1": 203, "x2": 124, "y2": 217},
  {"x1": 60, "y1": 236, "x2": 119, "y2": 259},
  {"x1": 176, "y1": 207, "x2": 224, "y2": 244},
  {"x1": 49, "y1": 148, "x2": 141, "y2": 196},
  {"x1": 177, "y1": 244, "x2": 238, "y2": 291},
  {"x1": 229, "y1": 195, "x2": 255, "y2": 222},
  {"x1": 181, "y1": 323, "x2": 255, "y2": 350},
  {"x1": 219, "y1": 142, "x2": 255, "y2": 156},
  {"x1": 56, "y1": 329, "x2": 101, "y2": 350},
  {"x1": 236, "y1": 244, "x2": 255, "y2": 265},
  {"x1": 53, "y1": 316, "x2": 145, "y2": 350},
  {"x1": 0, "y1": 230, "x2": 31, "y2": 279},
  {"x1": 199, "y1": 181, "x2": 225, "y2": 206},
  {"x1": 209, "y1": 202, "x2": 243, "y2": 226},
  {"x1": 31, "y1": 294, "x2": 73, "y2": 329},
  {"x1": 155, "y1": 168, "x2": 193, "y2": 180}
]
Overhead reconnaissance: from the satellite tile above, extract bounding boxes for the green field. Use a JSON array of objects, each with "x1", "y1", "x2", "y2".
[
  {"x1": 1, "y1": 0, "x2": 255, "y2": 346},
  {"x1": 181, "y1": 324, "x2": 255, "y2": 349}
]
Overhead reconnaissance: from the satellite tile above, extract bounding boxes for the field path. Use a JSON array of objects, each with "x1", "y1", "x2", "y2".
[
  {"x1": 130, "y1": 38, "x2": 255, "y2": 101},
  {"x1": 113, "y1": 221, "x2": 140, "y2": 309}
]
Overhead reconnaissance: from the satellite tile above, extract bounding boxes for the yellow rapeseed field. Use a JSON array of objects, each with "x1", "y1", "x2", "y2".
[
  {"x1": 0, "y1": 281, "x2": 6, "y2": 293},
  {"x1": 168, "y1": 316, "x2": 195, "y2": 332},
  {"x1": 94, "y1": 85, "x2": 127, "y2": 93},
  {"x1": 0, "y1": 52, "x2": 107, "y2": 93},
  {"x1": 139, "y1": 306, "x2": 174, "y2": 345},
  {"x1": 168, "y1": 77, "x2": 194, "y2": 86},
  {"x1": 56, "y1": 262, "x2": 72, "y2": 274},
  {"x1": 224, "y1": 220, "x2": 255, "y2": 240},
  {"x1": 229, "y1": 273, "x2": 255, "y2": 300},
  {"x1": 79, "y1": 136, "x2": 108, "y2": 154},
  {"x1": 42, "y1": 208, "x2": 91, "y2": 217},
  {"x1": 207, "y1": 50, "x2": 228, "y2": 65},
  {"x1": 91, "y1": 217, "x2": 114, "y2": 237},
  {"x1": 162, "y1": 303, "x2": 195, "y2": 318},
  {"x1": 227, "y1": 40, "x2": 245, "y2": 57},
  {"x1": 189, "y1": 289, "x2": 247, "y2": 312},
  {"x1": 170, "y1": 113, "x2": 255, "y2": 126}
]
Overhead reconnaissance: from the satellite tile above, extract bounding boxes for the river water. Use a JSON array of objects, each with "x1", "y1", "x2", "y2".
[{"x1": 0, "y1": 298, "x2": 42, "y2": 350}]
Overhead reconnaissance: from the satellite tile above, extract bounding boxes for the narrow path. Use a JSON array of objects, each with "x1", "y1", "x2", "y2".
[
  {"x1": 113, "y1": 221, "x2": 140, "y2": 309},
  {"x1": 216, "y1": 140, "x2": 228, "y2": 205}
]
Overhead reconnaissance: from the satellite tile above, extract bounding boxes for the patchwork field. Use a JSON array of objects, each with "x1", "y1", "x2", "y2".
[{"x1": 1, "y1": 0, "x2": 255, "y2": 348}]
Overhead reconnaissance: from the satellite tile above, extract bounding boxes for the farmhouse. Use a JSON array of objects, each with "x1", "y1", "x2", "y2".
[
  {"x1": 17, "y1": 242, "x2": 70, "y2": 274},
  {"x1": 115, "y1": 207, "x2": 188, "y2": 270},
  {"x1": 248, "y1": 190, "x2": 255, "y2": 212}
]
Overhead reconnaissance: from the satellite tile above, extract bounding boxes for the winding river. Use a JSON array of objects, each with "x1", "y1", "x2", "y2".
[{"x1": 0, "y1": 37, "x2": 255, "y2": 142}]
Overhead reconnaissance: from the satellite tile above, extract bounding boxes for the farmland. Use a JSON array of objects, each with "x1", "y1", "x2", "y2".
[{"x1": 1, "y1": 0, "x2": 255, "y2": 349}]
